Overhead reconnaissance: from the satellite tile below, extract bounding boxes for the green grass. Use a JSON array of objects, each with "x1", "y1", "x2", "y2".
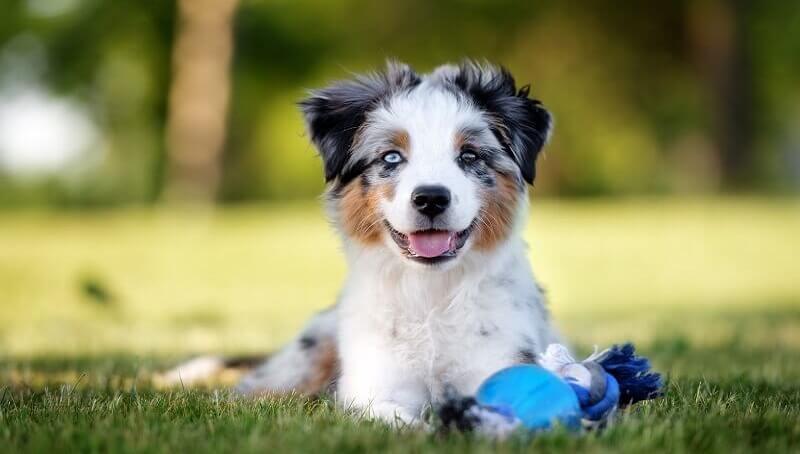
[{"x1": 1, "y1": 197, "x2": 800, "y2": 452}]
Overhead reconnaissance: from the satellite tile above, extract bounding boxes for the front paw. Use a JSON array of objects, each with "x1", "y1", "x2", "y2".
[{"x1": 364, "y1": 401, "x2": 421, "y2": 427}]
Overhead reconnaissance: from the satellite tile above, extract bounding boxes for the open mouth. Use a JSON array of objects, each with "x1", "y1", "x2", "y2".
[{"x1": 385, "y1": 221, "x2": 474, "y2": 265}]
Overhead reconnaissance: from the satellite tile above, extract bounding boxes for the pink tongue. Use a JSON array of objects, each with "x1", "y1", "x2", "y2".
[{"x1": 407, "y1": 231, "x2": 454, "y2": 258}]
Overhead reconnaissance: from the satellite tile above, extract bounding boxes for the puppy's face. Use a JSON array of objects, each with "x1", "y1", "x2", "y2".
[{"x1": 302, "y1": 62, "x2": 551, "y2": 267}]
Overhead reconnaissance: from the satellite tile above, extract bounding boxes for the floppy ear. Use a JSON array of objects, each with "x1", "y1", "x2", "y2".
[
  {"x1": 300, "y1": 61, "x2": 420, "y2": 184},
  {"x1": 454, "y1": 62, "x2": 552, "y2": 185}
]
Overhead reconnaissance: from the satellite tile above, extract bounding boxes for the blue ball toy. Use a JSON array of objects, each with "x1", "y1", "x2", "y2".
[
  {"x1": 437, "y1": 343, "x2": 662, "y2": 438},
  {"x1": 476, "y1": 365, "x2": 582, "y2": 430}
]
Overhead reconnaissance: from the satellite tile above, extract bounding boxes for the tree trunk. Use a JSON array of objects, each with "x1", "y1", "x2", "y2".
[
  {"x1": 689, "y1": 0, "x2": 754, "y2": 191},
  {"x1": 163, "y1": 0, "x2": 239, "y2": 203}
]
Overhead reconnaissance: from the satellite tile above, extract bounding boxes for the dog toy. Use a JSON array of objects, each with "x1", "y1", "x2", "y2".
[{"x1": 437, "y1": 343, "x2": 662, "y2": 438}]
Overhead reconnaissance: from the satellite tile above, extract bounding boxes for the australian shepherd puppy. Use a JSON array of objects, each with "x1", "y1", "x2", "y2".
[{"x1": 171, "y1": 60, "x2": 559, "y2": 425}]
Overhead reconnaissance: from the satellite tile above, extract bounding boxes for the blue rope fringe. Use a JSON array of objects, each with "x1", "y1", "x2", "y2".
[{"x1": 596, "y1": 343, "x2": 663, "y2": 406}]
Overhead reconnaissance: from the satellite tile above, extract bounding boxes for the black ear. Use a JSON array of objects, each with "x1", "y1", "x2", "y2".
[
  {"x1": 454, "y1": 62, "x2": 552, "y2": 185},
  {"x1": 300, "y1": 61, "x2": 420, "y2": 184}
]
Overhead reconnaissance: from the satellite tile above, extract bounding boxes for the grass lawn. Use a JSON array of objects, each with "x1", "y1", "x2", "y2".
[{"x1": 1, "y1": 197, "x2": 799, "y2": 452}]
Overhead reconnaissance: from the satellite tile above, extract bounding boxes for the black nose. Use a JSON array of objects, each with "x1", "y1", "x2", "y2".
[{"x1": 411, "y1": 185, "x2": 451, "y2": 218}]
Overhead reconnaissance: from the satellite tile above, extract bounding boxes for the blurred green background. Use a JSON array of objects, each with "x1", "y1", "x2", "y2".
[
  {"x1": 0, "y1": 0, "x2": 799, "y2": 358},
  {"x1": 2, "y1": 0, "x2": 800, "y2": 206}
]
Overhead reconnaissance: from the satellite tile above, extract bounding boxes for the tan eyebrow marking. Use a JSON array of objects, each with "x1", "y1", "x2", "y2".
[
  {"x1": 455, "y1": 126, "x2": 484, "y2": 151},
  {"x1": 389, "y1": 129, "x2": 411, "y2": 152}
]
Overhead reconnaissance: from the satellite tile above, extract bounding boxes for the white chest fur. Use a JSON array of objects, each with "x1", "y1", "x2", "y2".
[{"x1": 335, "y1": 236, "x2": 557, "y2": 422}]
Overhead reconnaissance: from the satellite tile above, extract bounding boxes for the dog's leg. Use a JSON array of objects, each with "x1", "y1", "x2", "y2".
[
  {"x1": 336, "y1": 324, "x2": 429, "y2": 426},
  {"x1": 158, "y1": 354, "x2": 266, "y2": 386},
  {"x1": 235, "y1": 307, "x2": 339, "y2": 396},
  {"x1": 338, "y1": 368, "x2": 427, "y2": 426}
]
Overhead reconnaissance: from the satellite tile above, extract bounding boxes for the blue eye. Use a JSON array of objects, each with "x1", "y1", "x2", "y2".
[{"x1": 382, "y1": 151, "x2": 404, "y2": 164}]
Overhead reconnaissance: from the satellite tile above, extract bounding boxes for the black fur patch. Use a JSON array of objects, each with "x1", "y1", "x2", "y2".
[
  {"x1": 456, "y1": 151, "x2": 496, "y2": 187},
  {"x1": 518, "y1": 348, "x2": 537, "y2": 364},
  {"x1": 299, "y1": 336, "x2": 317, "y2": 349},
  {"x1": 437, "y1": 395, "x2": 481, "y2": 433},
  {"x1": 222, "y1": 355, "x2": 267, "y2": 369},
  {"x1": 450, "y1": 62, "x2": 552, "y2": 185},
  {"x1": 300, "y1": 61, "x2": 420, "y2": 188},
  {"x1": 377, "y1": 161, "x2": 401, "y2": 180}
]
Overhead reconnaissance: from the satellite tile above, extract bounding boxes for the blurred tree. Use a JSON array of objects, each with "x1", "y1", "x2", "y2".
[
  {"x1": 164, "y1": 0, "x2": 239, "y2": 203},
  {"x1": 689, "y1": 0, "x2": 755, "y2": 190}
]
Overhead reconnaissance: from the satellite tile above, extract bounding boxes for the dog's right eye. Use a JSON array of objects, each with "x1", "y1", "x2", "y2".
[{"x1": 382, "y1": 151, "x2": 405, "y2": 165}]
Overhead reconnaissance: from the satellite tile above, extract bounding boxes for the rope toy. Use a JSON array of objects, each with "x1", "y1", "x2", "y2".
[{"x1": 437, "y1": 343, "x2": 662, "y2": 438}]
